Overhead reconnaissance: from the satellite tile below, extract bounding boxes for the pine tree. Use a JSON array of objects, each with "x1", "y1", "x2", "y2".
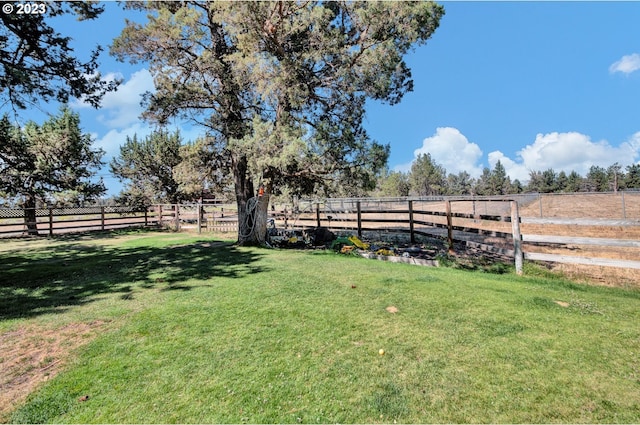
[
  {"x1": 0, "y1": 107, "x2": 105, "y2": 234},
  {"x1": 110, "y1": 1, "x2": 444, "y2": 245},
  {"x1": 409, "y1": 153, "x2": 447, "y2": 196},
  {"x1": 624, "y1": 164, "x2": 640, "y2": 189}
]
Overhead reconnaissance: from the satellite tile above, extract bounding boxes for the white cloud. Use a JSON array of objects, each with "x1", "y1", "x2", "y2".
[
  {"x1": 494, "y1": 131, "x2": 640, "y2": 182},
  {"x1": 99, "y1": 69, "x2": 155, "y2": 128},
  {"x1": 627, "y1": 131, "x2": 640, "y2": 151},
  {"x1": 609, "y1": 53, "x2": 640, "y2": 75},
  {"x1": 73, "y1": 69, "x2": 155, "y2": 129},
  {"x1": 405, "y1": 127, "x2": 484, "y2": 177},
  {"x1": 396, "y1": 128, "x2": 640, "y2": 184},
  {"x1": 94, "y1": 122, "x2": 150, "y2": 162},
  {"x1": 487, "y1": 151, "x2": 530, "y2": 182}
]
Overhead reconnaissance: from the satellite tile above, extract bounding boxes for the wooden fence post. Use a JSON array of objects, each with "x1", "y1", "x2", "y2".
[
  {"x1": 511, "y1": 200, "x2": 523, "y2": 275},
  {"x1": 49, "y1": 208, "x2": 53, "y2": 237},
  {"x1": 538, "y1": 193, "x2": 543, "y2": 218},
  {"x1": 316, "y1": 203, "x2": 321, "y2": 227},
  {"x1": 197, "y1": 202, "x2": 202, "y2": 234},
  {"x1": 101, "y1": 207, "x2": 105, "y2": 231},
  {"x1": 144, "y1": 208, "x2": 148, "y2": 227},
  {"x1": 445, "y1": 200, "x2": 454, "y2": 253},
  {"x1": 408, "y1": 200, "x2": 415, "y2": 244},
  {"x1": 175, "y1": 204, "x2": 180, "y2": 231},
  {"x1": 356, "y1": 201, "x2": 362, "y2": 238},
  {"x1": 158, "y1": 205, "x2": 163, "y2": 227}
]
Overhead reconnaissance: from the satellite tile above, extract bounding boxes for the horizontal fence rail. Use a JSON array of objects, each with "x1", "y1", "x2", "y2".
[{"x1": 0, "y1": 206, "x2": 153, "y2": 237}]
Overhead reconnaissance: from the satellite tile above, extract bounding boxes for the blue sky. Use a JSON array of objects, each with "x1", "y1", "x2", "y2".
[{"x1": 6, "y1": 1, "x2": 640, "y2": 196}]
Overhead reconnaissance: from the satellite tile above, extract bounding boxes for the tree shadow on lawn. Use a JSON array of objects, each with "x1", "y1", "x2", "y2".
[
  {"x1": 0, "y1": 238, "x2": 267, "y2": 321},
  {"x1": 3, "y1": 227, "x2": 154, "y2": 245}
]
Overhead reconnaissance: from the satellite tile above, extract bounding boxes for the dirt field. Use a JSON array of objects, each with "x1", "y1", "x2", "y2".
[{"x1": 519, "y1": 192, "x2": 640, "y2": 220}]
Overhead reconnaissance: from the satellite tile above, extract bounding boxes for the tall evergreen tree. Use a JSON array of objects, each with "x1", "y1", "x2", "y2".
[
  {"x1": 509, "y1": 178, "x2": 523, "y2": 194},
  {"x1": 375, "y1": 169, "x2": 410, "y2": 197},
  {"x1": 446, "y1": 171, "x2": 475, "y2": 195},
  {"x1": 624, "y1": 164, "x2": 640, "y2": 189},
  {"x1": 488, "y1": 160, "x2": 509, "y2": 195},
  {"x1": 565, "y1": 170, "x2": 583, "y2": 193},
  {"x1": 540, "y1": 169, "x2": 559, "y2": 193},
  {"x1": 556, "y1": 171, "x2": 568, "y2": 192},
  {"x1": 0, "y1": 107, "x2": 105, "y2": 234},
  {"x1": 111, "y1": 129, "x2": 186, "y2": 207},
  {"x1": 474, "y1": 167, "x2": 492, "y2": 195},
  {"x1": 586, "y1": 165, "x2": 608, "y2": 192},
  {"x1": 110, "y1": 1, "x2": 444, "y2": 245},
  {"x1": 409, "y1": 153, "x2": 447, "y2": 196}
]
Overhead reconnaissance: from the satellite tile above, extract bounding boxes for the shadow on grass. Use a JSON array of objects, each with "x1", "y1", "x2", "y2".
[{"x1": 0, "y1": 234, "x2": 266, "y2": 320}]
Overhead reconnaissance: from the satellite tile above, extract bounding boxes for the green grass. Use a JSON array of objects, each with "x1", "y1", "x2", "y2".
[{"x1": 3, "y1": 229, "x2": 640, "y2": 423}]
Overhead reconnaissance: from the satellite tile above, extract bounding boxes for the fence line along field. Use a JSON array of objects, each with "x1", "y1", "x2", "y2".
[
  {"x1": 287, "y1": 192, "x2": 640, "y2": 286},
  {"x1": 0, "y1": 192, "x2": 638, "y2": 286},
  {"x1": 0, "y1": 207, "x2": 151, "y2": 237}
]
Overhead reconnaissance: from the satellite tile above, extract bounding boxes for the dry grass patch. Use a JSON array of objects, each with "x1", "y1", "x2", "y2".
[
  {"x1": 548, "y1": 263, "x2": 640, "y2": 288},
  {"x1": 523, "y1": 244, "x2": 640, "y2": 262},
  {"x1": 0, "y1": 321, "x2": 108, "y2": 422}
]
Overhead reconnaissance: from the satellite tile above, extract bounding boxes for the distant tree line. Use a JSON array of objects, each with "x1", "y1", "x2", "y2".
[{"x1": 372, "y1": 153, "x2": 640, "y2": 197}]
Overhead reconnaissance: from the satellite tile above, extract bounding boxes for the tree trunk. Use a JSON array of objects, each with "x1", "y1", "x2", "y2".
[
  {"x1": 238, "y1": 192, "x2": 270, "y2": 245},
  {"x1": 234, "y1": 155, "x2": 269, "y2": 246},
  {"x1": 23, "y1": 194, "x2": 39, "y2": 236}
]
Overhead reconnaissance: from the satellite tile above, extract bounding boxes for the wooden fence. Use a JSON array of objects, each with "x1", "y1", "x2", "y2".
[
  {"x1": 149, "y1": 204, "x2": 239, "y2": 233},
  {"x1": 0, "y1": 206, "x2": 153, "y2": 237},
  {"x1": 2, "y1": 193, "x2": 638, "y2": 272},
  {"x1": 0, "y1": 204, "x2": 239, "y2": 237},
  {"x1": 285, "y1": 196, "x2": 640, "y2": 271},
  {"x1": 147, "y1": 194, "x2": 640, "y2": 272}
]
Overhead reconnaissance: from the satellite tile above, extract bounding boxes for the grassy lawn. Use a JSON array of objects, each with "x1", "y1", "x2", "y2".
[{"x1": 2, "y1": 229, "x2": 640, "y2": 423}]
